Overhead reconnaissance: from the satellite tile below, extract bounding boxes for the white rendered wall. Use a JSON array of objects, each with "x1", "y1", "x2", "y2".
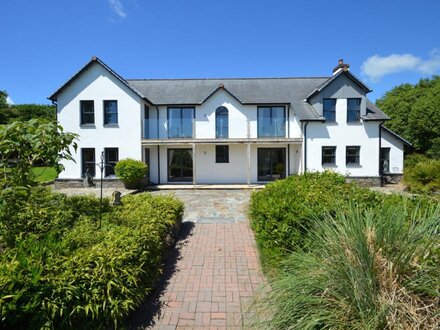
[
  {"x1": 306, "y1": 101, "x2": 380, "y2": 177},
  {"x1": 57, "y1": 63, "x2": 143, "y2": 178},
  {"x1": 381, "y1": 130, "x2": 405, "y2": 173}
]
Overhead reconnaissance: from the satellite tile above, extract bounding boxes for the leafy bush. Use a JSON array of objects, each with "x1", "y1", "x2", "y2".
[
  {"x1": 0, "y1": 192, "x2": 183, "y2": 329},
  {"x1": 249, "y1": 171, "x2": 382, "y2": 261},
  {"x1": 252, "y1": 204, "x2": 440, "y2": 329},
  {"x1": 114, "y1": 158, "x2": 148, "y2": 188},
  {"x1": 404, "y1": 157, "x2": 440, "y2": 193}
]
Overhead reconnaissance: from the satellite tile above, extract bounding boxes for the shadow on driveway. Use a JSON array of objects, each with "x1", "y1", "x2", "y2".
[{"x1": 126, "y1": 221, "x2": 195, "y2": 329}]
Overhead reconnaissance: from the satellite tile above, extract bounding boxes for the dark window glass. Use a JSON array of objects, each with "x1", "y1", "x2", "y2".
[
  {"x1": 346, "y1": 146, "x2": 360, "y2": 165},
  {"x1": 216, "y1": 107, "x2": 229, "y2": 138},
  {"x1": 216, "y1": 145, "x2": 229, "y2": 163},
  {"x1": 257, "y1": 106, "x2": 285, "y2": 137},
  {"x1": 257, "y1": 148, "x2": 286, "y2": 181},
  {"x1": 104, "y1": 100, "x2": 118, "y2": 125},
  {"x1": 104, "y1": 148, "x2": 118, "y2": 176},
  {"x1": 168, "y1": 149, "x2": 193, "y2": 182},
  {"x1": 82, "y1": 148, "x2": 95, "y2": 177},
  {"x1": 323, "y1": 99, "x2": 336, "y2": 122},
  {"x1": 80, "y1": 101, "x2": 94, "y2": 125},
  {"x1": 380, "y1": 147, "x2": 390, "y2": 173},
  {"x1": 144, "y1": 105, "x2": 149, "y2": 138},
  {"x1": 347, "y1": 98, "x2": 361, "y2": 122},
  {"x1": 322, "y1": 146, "x2": 336, "y2": 165},
  {"x1": 167, "y1": 107, "x2": 194, "y2": 138}
]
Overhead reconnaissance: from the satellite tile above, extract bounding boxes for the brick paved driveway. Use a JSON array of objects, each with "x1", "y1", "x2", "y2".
[{"x1": 127, "y1": 190, "x2": 265, "y2": 329}]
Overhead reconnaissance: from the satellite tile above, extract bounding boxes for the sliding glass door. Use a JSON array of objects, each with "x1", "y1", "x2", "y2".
[
  {"x1": 168, "y1": 107, "x2": 194, "y2": 138},
  {"x1": 168, "y1": 149, "x2": 193, "y2": 182},
  {"x1": 257, "y1": 148, "x2": 286, "y2": 181}
]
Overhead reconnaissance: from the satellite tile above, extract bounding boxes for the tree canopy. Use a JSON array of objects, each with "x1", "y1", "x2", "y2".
[
  {"x1": 376, "y1": 76, "x2": 440, "y2": 157},
  {"x1": 0, "y1": 119, "x2": 78, "y2": 187},
  {"x1": 0, "y1": 90, "x2": 8, "y2": 109}
]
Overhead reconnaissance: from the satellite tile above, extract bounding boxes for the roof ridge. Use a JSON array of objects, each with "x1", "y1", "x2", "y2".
[{"x1": 126, "y1": 77, "x2": 330, "y2": 81}]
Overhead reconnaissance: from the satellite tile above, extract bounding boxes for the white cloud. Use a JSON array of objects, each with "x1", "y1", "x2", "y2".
[
  {"x1": 109, "y1": 0, "x2": 127, "y2": 20},
  {"x1": 361, "y1": 49, "x2": 440, "y2": 82},
  {"x1": 6, "y1": 96, "x2": 14, "y2": 105}
]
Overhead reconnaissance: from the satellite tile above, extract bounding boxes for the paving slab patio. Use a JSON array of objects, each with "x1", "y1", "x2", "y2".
[{"x1": 127, "y1": 190, "x2": 265, "y2": 329}]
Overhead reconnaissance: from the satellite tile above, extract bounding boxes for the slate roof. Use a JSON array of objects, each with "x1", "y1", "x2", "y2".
[
  {"x1": 48, "y1": 57, "x2": 389, "y2": 121},
  {"x1": 127, "y1": 77, "x2": 328, "y2": 120},
  {"x1": 364, "y1": 100, "x2": 390, "y2": 121}
]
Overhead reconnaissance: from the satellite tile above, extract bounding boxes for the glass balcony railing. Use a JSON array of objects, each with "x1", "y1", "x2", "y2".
[{"x1": 142, "y1": 118, "x2": 290, "y2": 140}]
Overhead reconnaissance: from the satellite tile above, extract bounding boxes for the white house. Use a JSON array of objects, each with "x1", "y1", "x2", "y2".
[{"x1": 49, "y1": 57, "x2": 410, "y2": 186}]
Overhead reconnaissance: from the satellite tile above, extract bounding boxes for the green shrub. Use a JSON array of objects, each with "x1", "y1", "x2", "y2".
[
  {"x1": 404, "y1": 158, "x2": 440, "y2": 193},
  {"x1": 252, "y1": 204, "x2": 440, "y2": 329},
  {"x1": 249, "y1": 171, "x2": 382, "y2": 261},
  {"x1": 0, "y1": 192, "x2": 184, "y2": 329},
  {"x1": 114, "y1": 158, "x2": 148, "y2": 188}
]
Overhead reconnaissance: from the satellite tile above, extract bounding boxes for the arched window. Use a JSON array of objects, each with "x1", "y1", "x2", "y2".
[{"x1": 216, "y1": 106, "x2": 229, "y2": 138}]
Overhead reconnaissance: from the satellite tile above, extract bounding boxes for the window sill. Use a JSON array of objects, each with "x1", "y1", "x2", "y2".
[
  {"x1": 346, "y1": 164, "x2": 361, "y2": 168},
  {"x1": 346, "y1": 121, "x2": 362, "y2": 125},
  {"x1": 80, "y1": 124, "x2": 96, "y2": 128},
  {"x1": 103, "y1": 124, "x2": 119, "y2": 128},
  {"x1": 322, "y1": 164, "x2": 337, "y2": 167}
]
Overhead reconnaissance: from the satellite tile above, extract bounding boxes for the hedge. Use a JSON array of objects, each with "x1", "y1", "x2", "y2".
[{"x1": 0, "y1": 190, "x2": 183, "y2": 329}]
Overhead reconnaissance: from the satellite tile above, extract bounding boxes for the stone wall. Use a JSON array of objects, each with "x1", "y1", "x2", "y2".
[
  {"x1": 345, "y1": 176, "x2": 382, "y2": 187},
  {"x1": 54, "y1": 178, "x2": 125, "y2": 189}
]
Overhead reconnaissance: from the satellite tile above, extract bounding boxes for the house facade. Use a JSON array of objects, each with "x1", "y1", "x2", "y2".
[{"x1": 49, "y1": 57, "x2": 409, "y2": 186}]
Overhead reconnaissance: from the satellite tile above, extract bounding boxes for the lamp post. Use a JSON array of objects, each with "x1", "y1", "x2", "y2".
[{"x1": 95, "y1": 151, "x2": 113, "y2": 229}]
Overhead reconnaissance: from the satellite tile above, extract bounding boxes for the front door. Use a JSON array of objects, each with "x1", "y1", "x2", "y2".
[
  {"x1": 257, "y1": 148, "x2": 286, "y2": 181},
  {"x1": 168, "y1": 149, "x2": 193, "y2": 182}
]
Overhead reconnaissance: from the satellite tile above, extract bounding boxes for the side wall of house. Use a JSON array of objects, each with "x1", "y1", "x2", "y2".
[
  {"x1": 57, "y1": 63, "x2": 143, "y2": 179},
  {"x1": 381, "y1": 129, "x2": 405, "y2": 173}
]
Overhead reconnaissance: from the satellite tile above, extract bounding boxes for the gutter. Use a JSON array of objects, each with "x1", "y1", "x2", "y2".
[
  {"x1": 378, "y1": 121, "x2": 384, "y2": 180},
  {"x1": 303, "y1": 121, "x2": 309, "y2": 173}
]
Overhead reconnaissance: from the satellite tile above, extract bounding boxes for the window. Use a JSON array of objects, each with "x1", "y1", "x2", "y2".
[
  {"x1": 215, "y1": 145, "x2": 229, "y2": 163},
  {"x1": 104, "y1": 148, "x2": 118, "y2": 177},
  {"x1": 346, "y1": 146, "x2": 360, "y2": 165},
  {"x1": 347, "y1": 98, "x2": 361, "y2": 122},
  {"x1": 257, "y1": 106, "x2": 286, "y2": 137},
  {"x1": 143, "y1": 105, "x2": 149, "y2": 138},
  {"x1": 80, "y1": 100, "x2": 94, "y2": 125},
  {"x1": 380, "y1": 147, "x2": 390, "y2": 173},
  {"x1": 81, "y1": 148, "x2": 95, "y2": 177},
  {"x1": 104, "y1": 100, "x2": 118, "y2": 125},
  {"x1": 167, "y1": 107, "x2": 194, "y2": 138},
  {"x1": 323, "y1": 98, "x2": 336, "y2": 122},
  {"x1": 257, "y1": 148, "x2": 286, "y2": 181},
  {"x1": 215, "y1": 106, "x2": 229, "y2": 138},
  {"x1": 322, "y1": 146, "x2": 336, "y2": 166}
]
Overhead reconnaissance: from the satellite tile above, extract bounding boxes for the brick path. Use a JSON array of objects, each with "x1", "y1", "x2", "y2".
[{"x1": 128, "y1": 190, "x2": 265, "y2": 329}]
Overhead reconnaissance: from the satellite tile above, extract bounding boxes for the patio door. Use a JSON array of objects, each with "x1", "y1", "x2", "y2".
[
  {"x1": 257, "y1": 148, "x2": 286, "y2": 181},
  {"x1": 168, "y1": 149, "x2": 193, "y2": 182}
]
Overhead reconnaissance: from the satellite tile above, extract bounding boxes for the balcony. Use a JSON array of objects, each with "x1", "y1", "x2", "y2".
[{"x1": 142, "y1": 118, "x2": 301, "y2": 144}]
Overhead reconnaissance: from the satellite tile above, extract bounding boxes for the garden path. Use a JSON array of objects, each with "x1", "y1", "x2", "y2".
[{"x1": 128, "y1": 190, "x2": 265, "y2": 329}]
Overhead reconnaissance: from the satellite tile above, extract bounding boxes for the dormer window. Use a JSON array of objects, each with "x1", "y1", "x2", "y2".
[
  {"x1": 347, "y1": 98, "x2": 361, "y2": 122},
  {"x1": 323, "y1": 99, "x2": 336, "y2": 122}
]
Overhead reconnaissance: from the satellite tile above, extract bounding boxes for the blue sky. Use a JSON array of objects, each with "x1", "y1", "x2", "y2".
[{"x1": 1, "y1": 0, "x2": 439, "y2": 105}]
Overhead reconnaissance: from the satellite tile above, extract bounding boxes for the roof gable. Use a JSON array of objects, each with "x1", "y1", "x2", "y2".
[
  {"x1": 201, "y1": 84, "x2": 244, "y2": 104},
  {"x1": 382, "y1": 126, "x2": 412, "y2": 146},
  {"x1": 306, "y1": 70, "x2": 372, "y2": 100},
  {"x1": 48, "y1": 57, "x2": 151, "y2": 103}
]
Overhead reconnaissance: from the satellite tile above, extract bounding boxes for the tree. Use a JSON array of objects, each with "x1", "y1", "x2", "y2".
[
  {"x1": 0, "y1": 90, "x2": 8, "y2": 109},
  {"x1": 376, "y1": 76, "x2": 440, "y2": 157},
  {"x1": 0, "y1": 119, "x2": 78, "y2": 187}
]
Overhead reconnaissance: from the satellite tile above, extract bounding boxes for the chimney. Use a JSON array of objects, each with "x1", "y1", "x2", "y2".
[{"x1": 332, "y1": 58, "x2": 350, "y2": 75}]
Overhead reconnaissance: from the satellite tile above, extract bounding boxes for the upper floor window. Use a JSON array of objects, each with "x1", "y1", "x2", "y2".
[
  {"x1": 323, "y1": 98, "x2": 336, "y2": 122},
  {"x1": 80, "y1": 100, "x2": 94, "y2": 125},
  {"x1": 104, "y1": 100, "x2": 118, "y2": 125},
  {"x1": 104, "y1": 147, "x2": 119, "y2": 177},
  {"x1": 216, "y1": 106, "x2": 229, "y2": 138},
  {"x1": 347, "y1": 98, "x2": 361, "y2": 122},
  {"x1": 258, "y1": 106, "x2": 286, "y2": 138},
  {"x1": 322, "y1": 146, "x2": 336, "y2": 166},
  {"x1": 168, "y1": 107, "x2": 194, "y2": 138},
  {"x1": 346, "y1": 146, "x2": 360, "y2": 165}
]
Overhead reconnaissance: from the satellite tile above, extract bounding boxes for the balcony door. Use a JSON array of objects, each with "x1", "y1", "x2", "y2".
[
  {"x1": 257, "y1": 148, "x2": 286, "y2": 181},
  {"x1": 168, "y1": 107, "x2": 194, "y2": 138},
  {"x1": 168, "y1": 149, "x2": 193, "y2": 182},
  {"x1": 257, "y1": 106, "x2": 286, "y2": 137}
]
